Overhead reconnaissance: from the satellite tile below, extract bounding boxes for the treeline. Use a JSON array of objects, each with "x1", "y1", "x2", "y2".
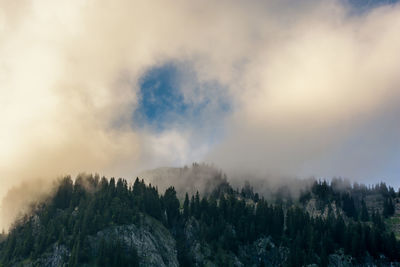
[
  {"x1": 177, "y1": 180, "x2": 400, "y2": 266},
  {"x1": 0, "y1": 175, "x2": 399, "y2": 266},
  {"x1": 302, "y1": 178, "x2": 398, "y2": 219}
]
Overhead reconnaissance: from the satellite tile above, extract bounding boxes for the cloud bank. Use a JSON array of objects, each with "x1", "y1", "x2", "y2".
[{"x1": 1, "y1": 0, "x2": 400, "y2": 228}]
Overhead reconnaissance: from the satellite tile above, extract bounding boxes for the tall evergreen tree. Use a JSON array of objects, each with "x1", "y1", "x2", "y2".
[
  {"x1": 360, "y1": 200, "x2": 369, "y2": 222},
  {"x1": 183, "y1": 193, "x2": 190, "y2": 220}
]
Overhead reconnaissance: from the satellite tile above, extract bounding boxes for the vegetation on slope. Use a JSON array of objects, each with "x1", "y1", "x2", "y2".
[{"x1": 0, "y1": 174, "x2": 399, "y2": 266}]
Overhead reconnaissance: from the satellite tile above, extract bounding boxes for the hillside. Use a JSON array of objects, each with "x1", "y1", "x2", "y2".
[{"x1": 0, "y1": 173, "x2": 400, "y2": 266}]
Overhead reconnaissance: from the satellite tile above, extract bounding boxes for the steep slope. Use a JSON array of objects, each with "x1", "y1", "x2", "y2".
[
  {"x1": 0, "y1": 174, "x2": 399, "y2": 267},
  {"x1": 5, "y1": 214, "x2": 178, "y2": 267}
]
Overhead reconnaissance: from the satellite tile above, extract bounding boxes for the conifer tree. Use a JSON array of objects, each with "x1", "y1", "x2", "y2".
[{"x1": 183, "y1": 193, "x2": 190, "y2": 220}]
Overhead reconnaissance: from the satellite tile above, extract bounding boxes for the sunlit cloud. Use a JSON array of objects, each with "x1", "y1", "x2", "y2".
[{"x1": 1, "y1": 0, "x2": 399, "y2": 229}]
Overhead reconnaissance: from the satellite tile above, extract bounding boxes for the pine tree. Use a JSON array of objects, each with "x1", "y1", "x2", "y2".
[
  {"x1": 194, "y1": 191, "x2": 201, "y2": 219},
  {"x1": 183, "y1": 193, "x2": 190, "y2": 220},
  {"x1": 163, "y1": 187, "x2": 180, "y2": 227},
  {"x1": 360, "y1": 200, "x2": 369, "y2": 221},
  {"x1": 190, "y1": 195, "x2": 195, "y2": 217},
  {"x1": 342, "y1": 193, "x2": 356, "y2": 219},
  {"x1": 383, "y1": 197, "x2": 395, "y2": 218}
]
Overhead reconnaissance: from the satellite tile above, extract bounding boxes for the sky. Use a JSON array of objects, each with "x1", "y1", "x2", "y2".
[{"x1": 0, "y1": 0, "x2": 400, "y2": 228}]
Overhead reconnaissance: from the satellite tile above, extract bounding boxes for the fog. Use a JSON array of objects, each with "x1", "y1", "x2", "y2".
[{"x1": 1, "y1": 0, "x2": 400, "y2": 229}]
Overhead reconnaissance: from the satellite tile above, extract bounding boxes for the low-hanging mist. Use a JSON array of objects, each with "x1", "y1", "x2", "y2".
[{"x1": 1, "y1": 0, "x2": 400, "y2": 229}]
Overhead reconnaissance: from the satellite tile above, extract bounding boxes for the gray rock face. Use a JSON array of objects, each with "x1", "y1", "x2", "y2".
[
  {"x1": 21, "y1": 243, "x2": 69, "y2": 267},
  {"x1": 43, "y1": 244, "x2": 69, "y2": 267},
  {"x1": 305, "y1": 199, "x2": 343, "y2": 219},
  {"x1": 239, "y1": 236, "x2": 287, "y2": 267},
  {"x1": 17, "y1": 214, "x2": 178, "y2": 267},
  {"x1": 90, "y1": 215, "x2": 178, "y2": 267},
  {"x1": 184, "y1": 218, "x2": 214, "y2": 266},
  {"x1": 328, "y1": 253, "x2": 353, "y2": 267}
]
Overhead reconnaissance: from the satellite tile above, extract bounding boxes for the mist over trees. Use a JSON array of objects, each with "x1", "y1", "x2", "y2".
[{"x1": 0, "y1": 174, "x2": 399, "y2": 266}]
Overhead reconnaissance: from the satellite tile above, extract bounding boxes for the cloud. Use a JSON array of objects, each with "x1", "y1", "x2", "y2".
[
  {"x1": 1, "y1": 0, "x2": 400, "y2": 228},
  {"x1": 206, "y1": 2, "x2": 400, "y2": 183}
]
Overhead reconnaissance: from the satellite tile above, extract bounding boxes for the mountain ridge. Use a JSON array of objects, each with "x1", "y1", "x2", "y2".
[{"x1": 1, "y1": 169, "x2": 399, "y2": 266}]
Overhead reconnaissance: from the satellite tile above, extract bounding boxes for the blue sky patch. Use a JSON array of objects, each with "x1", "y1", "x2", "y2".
[
  {"x1": 134, "y1": 63, "x2": 187, "y2": 129},
  {"x1": 348, "y1": 0, "x2": 398, "y2": 11},
  {"x1": 133, "y1": 62, "x2": 231, "y2": 133}
]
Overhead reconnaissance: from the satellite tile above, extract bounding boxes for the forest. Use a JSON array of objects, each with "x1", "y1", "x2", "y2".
[{"x1": 0, "y1": 174, "x2": 399, "y2": 266}]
